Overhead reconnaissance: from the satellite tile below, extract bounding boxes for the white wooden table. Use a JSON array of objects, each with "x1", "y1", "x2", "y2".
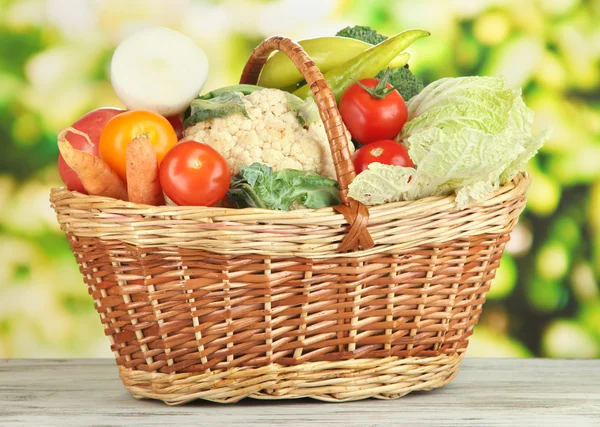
[{"x1": 1, "y1": 358, "x2": 599, "y2": 426}]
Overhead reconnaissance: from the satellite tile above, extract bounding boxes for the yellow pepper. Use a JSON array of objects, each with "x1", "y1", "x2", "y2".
[{"x1": 257, "y1": 36, "x2": 411, "y2": 90}]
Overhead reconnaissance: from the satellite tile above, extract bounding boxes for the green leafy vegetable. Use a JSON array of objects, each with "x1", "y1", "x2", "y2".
[
  {"x1": 284, "y1": 92, "x2": 320, "y2": 126},
  {"x1": 348, "y1": 76, "x2": 551, "y2": 208},
  {"x1": 500, "y1": 95, "x2": 550, "y2": 183},
  {"x1": 403, "y1": 76, "x2": 515, "y2": 135},
  {"x1": 184, "y1": 85, "x2": 321, "y2": 128},
  {"x1": 227, "y1": 163, "x2": 341, "y2": 210},
  {"x1": 347, "y1": 163, "x2": 414, "y2": 206},
  {"x1": 197, "y1": 84, "x2": 265, "y2": 99},
  {"x1": 183, "y1": 84, "x2": 263, "y2": 128},
  {"x1": 184, "y1": 91, "x2": 248, "y2": 128}
]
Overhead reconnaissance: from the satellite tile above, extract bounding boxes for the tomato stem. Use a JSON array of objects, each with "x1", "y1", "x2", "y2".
[{"x1": 355, "y1": 69, "x2": 403, "y2": 100}]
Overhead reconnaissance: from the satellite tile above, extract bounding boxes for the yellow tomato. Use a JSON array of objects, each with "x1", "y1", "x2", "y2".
[{"x1": 99, "y1": 110, "x2": 178, "y2": 181}]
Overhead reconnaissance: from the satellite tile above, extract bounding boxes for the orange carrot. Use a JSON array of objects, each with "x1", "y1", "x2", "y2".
[
  {"x1": 57, "y1": 127, "x2": 128, "y2": 201},
  {"x1": 126, "y1": 136, "x2": 165, "y2": 205}
]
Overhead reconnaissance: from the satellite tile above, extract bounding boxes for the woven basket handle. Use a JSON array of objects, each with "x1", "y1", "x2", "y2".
[{"x1": 240, "y1": 36, "x2": 374, "y2": 251}]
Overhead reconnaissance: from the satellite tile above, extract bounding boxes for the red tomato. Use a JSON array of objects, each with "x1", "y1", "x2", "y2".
[
  {"x1": 99, "y1": 110, "x2": 178, "y2": 181},
  {"x1": 58, "y1": 107, "x2": 124, "y2": 193},
  {"x1": 339, "y1": 78, "x2": 408, "y2": 145},
  {"x1": 352, "y1": 140, "x2": 414, "y2": 174},
  {"x1": 159, "y1": 140, "x2": 231, "y2": 206}
]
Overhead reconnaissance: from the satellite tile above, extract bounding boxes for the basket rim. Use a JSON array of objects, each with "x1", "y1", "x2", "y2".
[
  {"x1": 50, "y1": 172, "x2": 529, "y2": 258},
  {"x1": 50, "y1": 171, "x2": 530, "y2": 216}
]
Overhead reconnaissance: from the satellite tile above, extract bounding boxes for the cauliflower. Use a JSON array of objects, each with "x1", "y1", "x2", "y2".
[{"x1": 183, "y1": 88, "x2": 353, "y2": 179}]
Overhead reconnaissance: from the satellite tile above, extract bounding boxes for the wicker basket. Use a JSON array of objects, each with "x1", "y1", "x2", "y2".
[{"x1": 50, "y1": 36, "x2": 530, "y2": 405}]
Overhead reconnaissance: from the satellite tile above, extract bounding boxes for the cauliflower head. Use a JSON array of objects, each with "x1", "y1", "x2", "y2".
[{"x1": 183, "y1": 88, "x2": 353, "y2": 180}]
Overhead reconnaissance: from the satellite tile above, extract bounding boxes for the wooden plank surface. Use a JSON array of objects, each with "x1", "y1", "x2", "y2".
[{"x1": 1, "y1": 358, "x2": 599, "y2": 427}]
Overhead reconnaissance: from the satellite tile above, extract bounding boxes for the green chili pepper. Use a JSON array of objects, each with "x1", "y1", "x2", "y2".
[
  {"x1": 293, "y1": 29, "x2": 430, "y2": 102},
  {"x1": 257, "y1": 36, "x2": 412, "y2": 90},
  {"x1": 279, "y1": 52, "x2": 410, "y2": 93}
]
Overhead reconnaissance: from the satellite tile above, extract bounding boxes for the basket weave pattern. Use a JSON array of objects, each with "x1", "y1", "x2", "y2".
[
  {"x1": 50, "y1": 173, "x2": 527, "y2": 402},
  {"x1": 50, "y1": 36, "x2": 530, "y2": 404}
]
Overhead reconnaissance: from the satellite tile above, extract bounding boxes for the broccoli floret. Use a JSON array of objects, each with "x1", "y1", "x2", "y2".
[
  {"x1": 335, "y1": 25, "x2": 387, "y2": 45},
  {"x1": 377, "y1": 65, "x2": 424, "y2": 102}
]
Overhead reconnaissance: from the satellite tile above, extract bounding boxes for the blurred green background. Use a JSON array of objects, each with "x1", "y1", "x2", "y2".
[{"x1": 0, "y1": 0, "x2": 598, "y2": 359}]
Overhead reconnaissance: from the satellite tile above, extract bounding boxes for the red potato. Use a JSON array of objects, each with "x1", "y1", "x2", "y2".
[
  {"x1": 166, "y1": 114, "x2": 184, "y2": 140},
  {"x1": 58, "y1": 107, "x2": 124, "y2": 193}
]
